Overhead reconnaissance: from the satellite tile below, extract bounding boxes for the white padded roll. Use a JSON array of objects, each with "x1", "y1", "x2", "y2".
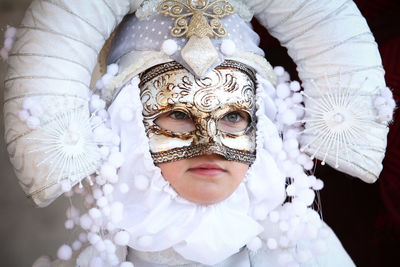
[
  {"x1": 246, "y1": 0, "x2": 388, "y2": 183},
  {"x1": 4, "y1": 0, "x2": 144, "y2": 207}
]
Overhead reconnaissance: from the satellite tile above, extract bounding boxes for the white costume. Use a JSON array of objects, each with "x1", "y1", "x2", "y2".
[{"x1": 2, "y1": 0, "x2": 394, "y2": 266}]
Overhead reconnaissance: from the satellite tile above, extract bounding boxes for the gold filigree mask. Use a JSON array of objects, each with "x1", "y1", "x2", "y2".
[{"x1": 139, "y1": 60, "x2": 257, "y2": 164}]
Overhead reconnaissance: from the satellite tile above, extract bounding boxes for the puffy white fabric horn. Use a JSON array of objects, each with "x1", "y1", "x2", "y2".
[
  {"x1": 246, "y1": 0, "x2": 389, "y2": 183},
  {"x1": 4, "y1": 0, "x2": 144, "y2": 207}
]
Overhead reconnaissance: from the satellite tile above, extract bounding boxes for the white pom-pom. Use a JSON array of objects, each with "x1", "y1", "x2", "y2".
[
  {"x1": 109, "y1": 152, "x2": 125, "y2": 168},
  {"x1": 119, "y1": 183, "x2": 130, "y2": 194},
  {"x1": 220, "y1": 39, "x2": 236, "y2": 56},
  {"x1": 137, "y1": 235, "x2": 153, "y2": 247},
  {"x1": 26, "y1": 116, "x2": 40, "y2": 129},
  {"x1": 274, "y1": 66, "x2": 284, "y2": 76},
  {"x1": 95, "y1": 176, "x2": 106, "y2": 187},
  {"x1": 114, "y1": 231, "x2": 130, "y2": 246},
  {"x1": 91, "y1": 225, "x2": 101, "y2": 233},
  {"x1": 89, "y1": 208, "x2": 102, "y2": 220},
  {"x1": 79, "y1": 232, "x2": 88, "y2": 243},
  {"x1": 246, "y1": 237, "x2": 262, "y2": 251},
  {"x1": 277, "y1": 252, "x2": 293, "y2": 265},
  {"x1": 276, "y1": 84, "x2": 291, "y2": 99},
  {"x1": 106, "y1": 222, "x2": 116, "y2": 232},
  {"x1": 120, "y1": 262, "x2": 134, "y2": 267},
  {"x1": 387, "y1": 98, "x2": 396, "y2": 109},
  {"x1": 107, "y1": 64, "x2": 119, "y2": 76},
  {"x1": 90, "y1": 97, "x2": 106, "y2": 112},
  {"x1": 291, "y1": 92, "x2": 303, "y2": 103},
  {"x1": 72, "y1": 240, "x2": 82, "y2": 251},
  {"x1": 60, "y1": 180, "x2": 72, "y2": 192},
  {"x1": 267, "y1": 238, "x2": 278, "y2": 250},
  {"x1": 162, "y1": 39, "x2": 178, "y2": 55},
  {"x1": 79, "y1": 214, "x2": 93, "y2": 230},
  {"x1": 64, "y1": 219, "x2": 74, "y2": 229},
  {"x1": 281, "y1": 110, "x2": 297, "y2": 125},
  {"x1": 18, "y1": 110, "x2": 29, "y2": 121},
  {"x1": 93, "y1": 188, "x2": 103, "y2": 200},
  {"x1": 103, "y1": 184, "x2": 114, "y2": 195},
  {"x1": 95, "y1": 240, "x2": 106, "y2": 252},
  {"x1": 95, "y1": 79, "x2": 104, "y2": 90},
  {"x1": 286, "y1": 184, "x2": 296, "y2": 197},
  {"x1": 374, "y1": 96, "x2": 386, "y2": 108},
  {"x1": 379, "y1": 106, "x2": 393, "y2": 121},
  {"x1": 119, "y1": 107, "x2": 134, "y2": 122},
  {"x1": 57, "y1": 244, "x2": 72, "y2": 261},
  {"x1": 380, "y1": 87, "x2": 393, "y2": 98},
  {"x1": 104, "y1": 239, "x2": 116, "y2": 254},
  {"x1": 97, "y1": 197, "x2": 108, "y2": 208},
  {"x1": 134, "y1": 175, "x2": 150, "y2": 191},
  {"x1": 283, "y1": 139, "x2": 299, "y2": 152},
  {"x1": 269, "y1": 211, "x2": 280, "y2": 223},
  {"x1": 303, "y1": 160, "x2": 314, "y2": 170},
  {"x1": 290, "y1": 81, "x2": 301, "y2": 92},
  {"x1": 107, "y1": 254, "x2": 119, "y2": 266},
  {"x1": 101, "y1": 73, "x2": 113, "y2": 87},
  {"x1": 102, "y1": 206, "x2": 111, "y2": 217},
  {"x1": 298, "y1": 189, "x2": 316, "y2": 206},
  {"x1": 29, "y1": 104, "x2": 43, "y2": 117},
  {"x1": 100, "y1": 164, "x2": 117, "y2": 179},
  {"x1": 88, "y1": 233, "x2": 101, "y2": 245},
  {"x1": 312, "y1": 179, "x2": 324, "y2": 190},
  {"x1": 23, "y1": 97, "x2": 35, "y2": 110},
  {"x1": 89, "y1": 257, "x2": 103, "y2": 267}
]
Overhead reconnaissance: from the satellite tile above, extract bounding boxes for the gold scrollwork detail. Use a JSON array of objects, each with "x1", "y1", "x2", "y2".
[{"x1": 157, "y1": 0, "x2": 234, "y2": 38}]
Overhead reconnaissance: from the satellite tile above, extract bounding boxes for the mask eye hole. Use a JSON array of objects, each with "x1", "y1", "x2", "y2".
[
  {"x1": 155, "y1": 110, "x2": 196, "y2": 133},
  {"x1": 217, "y1": 110, "x2": 251, "y2": 133}
]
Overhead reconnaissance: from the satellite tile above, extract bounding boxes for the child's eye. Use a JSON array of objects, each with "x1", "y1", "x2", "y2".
[
  {"x1": 169, "y1": 111, "x2": 189, "y2": 120},
  {"x1": 222, "y1": 112, "x2": 242, "y2": 123},
  {"x1": 155, "y1": 110, "x2": 195, "y2": 132},
  {"x1": 218, "y1": 111, "x2": 251, "y2": 133}
]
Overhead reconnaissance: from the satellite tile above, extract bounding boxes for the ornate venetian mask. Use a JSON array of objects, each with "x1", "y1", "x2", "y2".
[{"x1": 139, "y1": 60, "x2": 257, "y2": 164}]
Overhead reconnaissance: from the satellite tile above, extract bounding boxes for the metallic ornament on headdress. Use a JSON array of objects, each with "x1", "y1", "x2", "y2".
[
  {"x1": 158, "y1": 0, "x2": 235, "y2": 77},
  {"x1": 139, "y1": 60, "x2": 257, "y2": 164}
]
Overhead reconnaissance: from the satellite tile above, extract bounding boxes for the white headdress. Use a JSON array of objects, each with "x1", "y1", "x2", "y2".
[{"x1": 3, "y1": 0, "x2": 394, "y2": 266}]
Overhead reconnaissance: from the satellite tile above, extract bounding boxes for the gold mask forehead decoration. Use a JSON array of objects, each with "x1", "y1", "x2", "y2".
[
  {"x1": 139, "y1": 60, "x2": 257, "y2": 164},
  {"x1": 157, "y1": 0, "x2": 234, "y2": 39},
  {"x1": 157, "y1": 0, "x2": 236, "y2": 77}
]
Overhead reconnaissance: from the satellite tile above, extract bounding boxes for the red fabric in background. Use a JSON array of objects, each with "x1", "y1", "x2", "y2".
[{"x1": 253, "y1": 1, "x2": 400, "y2": 266}]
